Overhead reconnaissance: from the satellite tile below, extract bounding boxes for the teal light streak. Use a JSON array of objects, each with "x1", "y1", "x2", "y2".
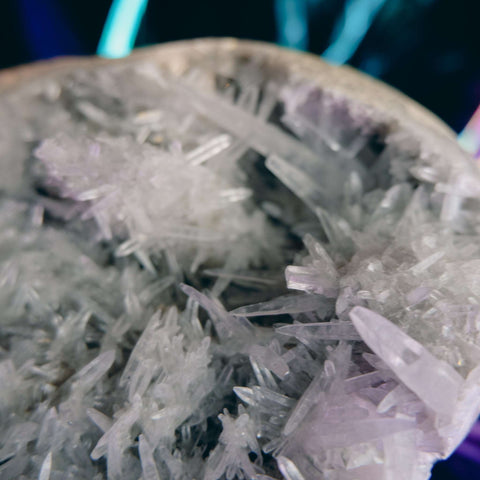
[
  {"x1": 275, "y1": 0, "x2": 309, "y2": 51},
  {"x1": 323, "y1": 0, "x2": 387, "y2": 65},
  {"x1": 97, "y1": 0, "x2": 148, "y2": 58}
]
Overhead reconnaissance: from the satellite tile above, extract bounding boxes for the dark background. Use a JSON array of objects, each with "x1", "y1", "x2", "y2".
[{"x1": 1, "y1": 1, "x2": 480, "y2": 478}]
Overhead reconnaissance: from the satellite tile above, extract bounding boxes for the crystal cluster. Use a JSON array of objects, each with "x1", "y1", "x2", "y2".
[{"x1": 0, "y1": 44, "x2": 480, "y2": 480}]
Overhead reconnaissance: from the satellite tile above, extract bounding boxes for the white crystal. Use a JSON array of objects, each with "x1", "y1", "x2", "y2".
[
  {"x1": 0, "y1": 44, "x2": 479, "y2": 480},
  {"x1": 38, "y1": 451, "x2": 52, "y2": 480}
]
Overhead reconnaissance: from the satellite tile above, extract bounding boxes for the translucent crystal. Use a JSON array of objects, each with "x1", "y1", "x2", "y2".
[{"x1": 0, "y1": 43, "x2": 479, "y2": 480}]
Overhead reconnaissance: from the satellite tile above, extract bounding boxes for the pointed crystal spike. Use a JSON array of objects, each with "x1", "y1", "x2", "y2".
[{"x1": 350, "y1": 306, "x2": 463, "y2": 416}]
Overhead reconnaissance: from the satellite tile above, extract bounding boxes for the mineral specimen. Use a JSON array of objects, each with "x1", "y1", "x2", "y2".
[{"x1": 0, "y1": 39, "x2": 479, "y2": 480}]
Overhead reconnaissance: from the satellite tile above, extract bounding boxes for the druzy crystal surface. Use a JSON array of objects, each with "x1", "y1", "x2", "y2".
[{"x1": 1, "y1": 42, "x2": 480, "y2": 480}]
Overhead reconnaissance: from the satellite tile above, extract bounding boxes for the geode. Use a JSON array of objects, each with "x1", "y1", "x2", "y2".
[{"x1": 0, "y1": 39, "x2": 479, "y2": 480}]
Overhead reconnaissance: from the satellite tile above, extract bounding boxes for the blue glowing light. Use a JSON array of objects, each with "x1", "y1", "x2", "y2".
[
  {"x1": 17, "y1": 0, "x2": 81, "y2": 59},
  {"x1": 97, "y1": 0, "x2": 149, "y2": 58},
  {"x1": 322, "y1": 0, "x2": 387, "y2": 65},
  {"x1": 275, "y1": 0, "x2": 309, "y2": 51}
]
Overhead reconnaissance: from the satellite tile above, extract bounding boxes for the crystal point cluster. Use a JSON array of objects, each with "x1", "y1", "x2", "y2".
[{"x1": 0, "y1": 43, "x2": 479, "y2": 480}]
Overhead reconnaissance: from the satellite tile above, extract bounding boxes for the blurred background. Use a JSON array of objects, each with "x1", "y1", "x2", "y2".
[
  {"x1": 1, "y1": 0, "x2": 480, "y2": 135},
  {"x1": 1, "y1": 0, "x2": 480, "y2": 478}
]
